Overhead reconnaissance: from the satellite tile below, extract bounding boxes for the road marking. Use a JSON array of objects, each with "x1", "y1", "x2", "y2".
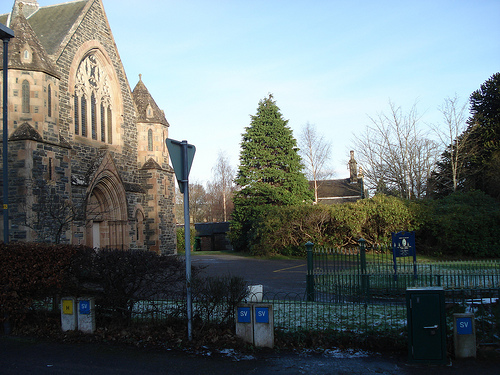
[{"x1": 273, "y1": 264, "x2": 306, "y2": 273}]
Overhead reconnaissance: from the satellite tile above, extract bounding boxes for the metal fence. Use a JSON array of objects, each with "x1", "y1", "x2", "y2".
[
  {"x1": 306, "y1": 241, "x2": 500, "y2": 303},
  {"x1": 123, "y1": 288, "x2": 499, "y2": 345},
  {"x1": 30, "y1": 241, "x2": 500, "y2": 346}
]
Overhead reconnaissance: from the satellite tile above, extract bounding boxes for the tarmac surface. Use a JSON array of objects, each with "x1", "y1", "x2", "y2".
[
  {"x1": 1, "y1": 334, "x2": 499, "y2": 375},
  {"x1": 1, "y1": 252, "x2": 499, "y2": 374},
  {"x1": 192, "y1": 252, "x2": 308, "y2": 296}
]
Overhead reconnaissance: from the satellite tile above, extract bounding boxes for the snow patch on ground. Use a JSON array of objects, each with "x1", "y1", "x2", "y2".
[
  {"x1": 218, "y1": 348, "x2": 256, "y2": 361},
  {"x1": 299, "y1": 348, "x2": 378, "y2": 359}
]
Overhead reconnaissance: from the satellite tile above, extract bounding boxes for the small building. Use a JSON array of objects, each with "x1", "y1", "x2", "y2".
[
  {"x1": 194, "y1": 222, "x2": 231, "y2": 251},
  {"x1": 310, "y1": 151, "x2": 367, "y2": 204}
]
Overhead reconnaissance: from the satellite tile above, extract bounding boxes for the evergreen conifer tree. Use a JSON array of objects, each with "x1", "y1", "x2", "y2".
[
  {"x1": 230, "y1": 94, "x2": 312, "y2": 252},
  {"x1": 234, "y1": 94, "x2": 312, "y2": 205}
]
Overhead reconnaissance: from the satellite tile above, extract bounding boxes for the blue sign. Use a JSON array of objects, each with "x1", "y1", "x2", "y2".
[
  {"x1": 255, "y1": 307, "x2": 269, "y2": 323},
  {"x1": 79, "y1": 300, "x2": 90, "y2": 315},
  {"x1": 392, "y1": 231, "x2": 417, "y2": 281},
  {"x1": 237, "y1": 307, "x2": 251, "y2": 323},
  {"x1": 456, "y1": 317, "x2": 473, "y2": 335},
  {"x1": 392, "y1": 231, "x2": 416, "y2": 257}
]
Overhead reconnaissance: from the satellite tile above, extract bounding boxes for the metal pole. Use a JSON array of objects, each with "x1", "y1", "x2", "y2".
[
  {"x1": 305, "y1": 241, "x2": 315, "y2": 302},
  {"x1": 2, "y1": 38, "x2": 10, "y2": 243},
  {"x1": 182, "y1": 140, "x2": 192, "y2": 341},
  {"x1": 358, "y1": 238, "x2": 368, "y2": 298}
]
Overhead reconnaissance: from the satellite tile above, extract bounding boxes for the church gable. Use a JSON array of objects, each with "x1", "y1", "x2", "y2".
[
  {"x1": 3, "y1": 5, "x2": 59, "y2": 78},
  {"x1": 133, "y1": 75, "x2": 170, "y2": 126},
  {"x1": 54, "y1": 0, "x2": 134, "y2": 155}
]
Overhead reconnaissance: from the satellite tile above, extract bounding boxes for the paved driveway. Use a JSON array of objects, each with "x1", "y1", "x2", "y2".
[{"x1": 191, "y1": 253, "x2": 307, "y2": 297}]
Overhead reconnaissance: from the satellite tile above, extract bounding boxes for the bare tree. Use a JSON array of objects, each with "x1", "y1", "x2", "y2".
[
  {"x1": 189, "y1": 182, "x2": 208, "y2": 224},
  {"x1": 353, "y1": 101, "x2": 439, "y2": 199},
  {"x1": 174, "y1": 181, "x2": 209, "y2": 224},
  {"x1": 297, "y1": 122, "x2": 334, "y2": 203},
  {"x1": 431, "y1": 95, "x2": 470, "y2": 193},
  {"x1": 208, "y1": 151, "x2": 235, "y2": 222}
]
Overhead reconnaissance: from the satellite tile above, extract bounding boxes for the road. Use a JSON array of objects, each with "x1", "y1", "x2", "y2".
[
  {"x1": 2, "y1": 331, "x2": 499, "y2": 374},
  {"x1": 192, "y1": 252, "x2": 307, "y2": 297}
]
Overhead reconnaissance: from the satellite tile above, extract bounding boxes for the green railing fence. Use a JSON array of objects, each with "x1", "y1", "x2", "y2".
[
  {"x1": 27, "y1": 241, "x2": 500, "y2": 347},
  {"x1": 306, "y1": 240, "x2": 500, "y2": 303}
]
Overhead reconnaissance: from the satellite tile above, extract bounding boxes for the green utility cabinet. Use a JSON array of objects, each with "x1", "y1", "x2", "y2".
[{"x1": 406, "y1": 287, "x2": 447, "y2": 364}]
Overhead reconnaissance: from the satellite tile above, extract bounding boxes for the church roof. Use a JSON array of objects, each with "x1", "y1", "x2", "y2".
[
  {"x1": 25, "y1": 0, "x2": 88, "y2": 56},
  {"x1": 310, "y1": 178, "x2": 364, "y2": 204},
  {"x1": 9, "y1": 122, "x2": 43, "y2": 141},
  {"x1": 1, "y1": 1, "x2": 88, "y2": 57},
  {"x1": 0, "y1": 5, "x2": 60, "y2": 77},
  {"x1": 132, "y1": 75, "x2": 170, "y2": 126}
]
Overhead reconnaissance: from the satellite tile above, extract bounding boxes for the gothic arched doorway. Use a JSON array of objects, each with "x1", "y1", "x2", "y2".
[{"x1": 86, "y1": 157, "x2": 128, "y2": 249}]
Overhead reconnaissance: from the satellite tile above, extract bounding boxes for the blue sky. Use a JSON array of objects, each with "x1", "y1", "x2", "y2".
[{"x1": 4, "y1": 0, "x2": 500, "y2": 184}]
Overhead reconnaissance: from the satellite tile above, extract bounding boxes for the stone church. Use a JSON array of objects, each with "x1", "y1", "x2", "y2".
[{"x1": 0, "y1": 0, "x2": 177, "y2": 253}]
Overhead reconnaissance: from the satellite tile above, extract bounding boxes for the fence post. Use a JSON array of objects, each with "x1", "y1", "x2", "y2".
[
  {"x1": 306, "y1": 242, "x2": 315, "y2": 302},
  {"x1": 358, "y1": 238, "x2": 369, "y2": 298}
]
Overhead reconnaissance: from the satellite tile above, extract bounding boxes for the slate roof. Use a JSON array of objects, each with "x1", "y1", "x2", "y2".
[
  {"x1": 310, "y1": 178, "x2": 364, "y2": 204},
  {"x1": 132, "y1": 75, "x2": 170, "y2": 126},
  {"x1": 1, "y1": 0, "x2": 89, "y2": 74},
  {"x1": 9, "y1": 122, "x2": 43, "y2": 141},
  {"x1": 195, "y1": 222, "x2": 230, "y2": 237},
  {"x1": 26, "y1": 0, "x2": 88, "y2": 56}
]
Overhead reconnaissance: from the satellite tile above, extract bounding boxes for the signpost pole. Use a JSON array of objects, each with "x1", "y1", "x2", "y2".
[
  {"x1": 181, "y1": 140, "x2": 193, "y2": 342},
  {"x1": 165, "y1": 137, "x2": 195, "y2": 341}
]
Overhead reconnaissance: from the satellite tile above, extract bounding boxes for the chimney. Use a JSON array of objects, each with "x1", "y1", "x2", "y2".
[{"x1": 349, "y1": 150, "x2": 357, "y2": 183}]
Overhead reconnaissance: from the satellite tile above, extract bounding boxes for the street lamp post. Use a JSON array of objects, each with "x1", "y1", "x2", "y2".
[{"x1": 1, "y1": 23, "x2": 15, "y2": 243}]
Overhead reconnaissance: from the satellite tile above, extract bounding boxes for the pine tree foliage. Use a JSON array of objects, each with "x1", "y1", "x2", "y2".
[
  {"x1": 431, "y1": 73, "x2": 500, "y2": 199},
  {"x1": 230, "y1": 94, "x2": 312, "y2": 252},
  {"x1": 234, "y1": 94, "x2": 312, "y2": 206}
]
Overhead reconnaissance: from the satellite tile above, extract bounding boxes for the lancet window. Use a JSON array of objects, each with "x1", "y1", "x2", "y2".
[{"x1": 73, "y1": 51, "x2": 113, "y2": 144}]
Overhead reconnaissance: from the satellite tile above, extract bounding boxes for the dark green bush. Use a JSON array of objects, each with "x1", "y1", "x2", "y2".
[
  {"x1": 422, "y1": 191, "x2": 500, "y2": 257},
  {"x1": 229, "y1": 192, "x2": 499, "y2": 258},
  {"x1": 176, "y1": 225, "x2": 196, "y2": 253},
  {"x1": 231, "y1": 194, "x2": 421, "y2": 257}
]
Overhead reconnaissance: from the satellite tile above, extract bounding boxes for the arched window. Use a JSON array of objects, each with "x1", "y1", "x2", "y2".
[
  {"x1": 148, "y1": 129, "x2": 153, "y2": 151},
  {"x1": 107, "y1": 106, "x2": 112, "y2": 144},
  {"x1": 74, "y1": 94, "x2": 79, "y2": 134},
  {"x1": 81, "y1": 96, "x2": 87, "y2": 137},
  {"x1": 73, "y1": 50, "x2": 115, "y2": 144},
  {"x1": 100, "y1": 102, "x2": 106, "y2": 142},
  {"x1": 135, "y1": 210, "x2": 144, "y2": 245},
  {"x1": 22, "y1": 80, "x2": 30, "y2": 113},
  {"x1": 91, "y1": 92, "x2": 97, "y2": 140},
  {"x1": 47, "y1": 85, "x2": 52, "y2": 117}
]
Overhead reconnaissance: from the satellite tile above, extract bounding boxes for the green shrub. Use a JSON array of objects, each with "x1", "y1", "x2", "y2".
[
  {"x1": 176, "y1": 225, "x2": 196, "y2": 253},
  {"x1": 230, "y1": 194, "x2": 421, "y2": 257},
  {"x1": 422, "y1": 191, "x2": 500, "y2": 257}
]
